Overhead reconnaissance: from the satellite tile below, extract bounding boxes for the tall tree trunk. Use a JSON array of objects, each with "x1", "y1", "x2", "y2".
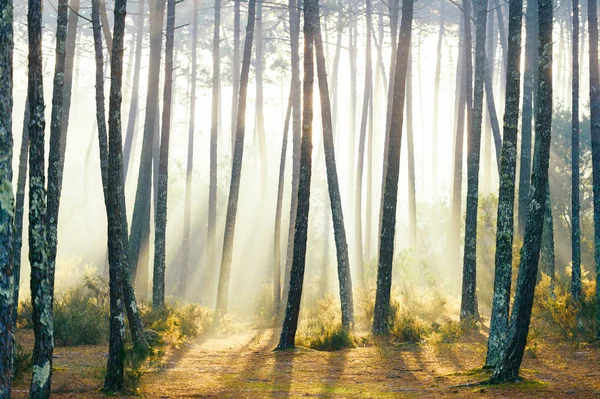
[
  {"x1": 314, "y1": 1, "x2": 355, "y2": 328},
  {"x1": 99, "y1": 0, "x2": 112, "y2": 52},
  {"x1": 11, "y1": 101, "x2": 29, "y2": 331},
  {"x1": 485, "y1": 53, "x2": 502, "y2": 172},
  {"x1": 348, "y1": 16, "x2": 357, "y2": 213},
  {"x1": 485, "y1": 0, "x2": 523, "y2": 368},
  {"x1": 277, "y1": 0, "x2": 316, "y2": 349},
  {"x1": 123, "y1": 0, "x2": 145, "y2": 182},
  {"x1": 460, "y1": 0, "x2": 486, "y2": 321},
  {"x1": 494, "y1": 0, "x2": 508, "y2": 86},
  {"x1": 27, "y1": 0, "x2": 51, "y2": 393},
  {"x1": 432, "y1": 0, "x2": 445, "y2": 197},
  {"x1": 406, "y1": 51, "x2": 416, "y2": 248},
  {"x1": 103, "y1": 0, "x2": 130, "y2": 389},
  {"x1": 215, "y1": 0, "x2": 257, "y2": 316},
  {"x1": 274, "y1": 85, "x2": 293, "y2": 313},
  {"x1": 588, "y1": 0, "x2": 600, "y2": 339},
  {"x1": 372, "y1": 0, "x2": 413, "y2": 335},
  {"x1": 282, "y1": 0, "x2": 302, "y2": 309},
  {"x1": 255, "y1": 0, "x2": 268, "y2": 194},
  {"x1": 571, "y1": 0, "x2": 581, "y2": 301},
  {"x1": 541, "y1": 186, "x2": 555, "y2": 290},
  {"x1": 517, "y1": 0, "x2": 538, "y2": 237},
  {"x1": 355, "y1": 0, "x2": 373, "y2": 283},
  {"x1": 0, "y1": 0, "x2": 13, "y2": 393},
  {"x1": 331, "y1": 10, "x2": 343, "y2": 138},
  {"x1": 153, "y1": 0, "x2": 175, "y2": 310},
  {"x1": 491, "y1": 0, "x2": 552, "y2": 381},
  {"x1": 129, "y1": 0, "x2": 166, "y2": 292},
  {"x1": 483, "y1": 9, "x2": 494, "y2": 191},
  {"x1": 231, "y1": 0, "x2": 241, "y2": 155},
  {"x1": 181, "y1": 0, "x2": 200, "y2": 295}
]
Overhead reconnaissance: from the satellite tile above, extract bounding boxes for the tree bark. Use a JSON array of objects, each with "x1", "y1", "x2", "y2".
[
  {"x1": 0, "y1": 0, "x2": 13, "y2": 393},
  {"x1": 460, "y1": 0, "x2": 486, "y2": 321},
  {"x1": 276, "y1": 0, "x2": 316, "y2": 348},
  {"x1": 314, "y1": 2, "x2": 355, "y2": 328},
  {"x1": 215, "y1": 0, "x2": 257, "y2": 316},
  {"x1": 372, "y1": 0, "x2": 413, "y2": 335},
  {"x1": 406, "y1": 51, "x2": 416, "y2": 249},
  {"x1": 231, "y1": 0, "x2": 241, "y2": 155},
  {"x1": 153, "y1": 0, "x2": 175, "y2": 310},
  {"x1": 571, "y1": 0, "x2": 581, "y2": 300},
  {"x1": 255, "y1": 0, "x2": 268, "y2": 194},
  {"x1": 432, "y1": 0, "x2": 445, "y2": 197},
  {"x1": 490, "y1": 0, "x2": 553, "y2": 381},
  {"x1": 485, "y1": 0, "x2": 523, "y2": 368}
]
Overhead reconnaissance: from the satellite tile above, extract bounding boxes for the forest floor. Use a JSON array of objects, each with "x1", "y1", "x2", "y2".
[{"x1": 11, "y1": 326, "x2": 600, "y2": 398}]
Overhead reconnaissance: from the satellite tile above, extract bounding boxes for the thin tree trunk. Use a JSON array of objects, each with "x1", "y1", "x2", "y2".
[
  {"x1": 517, "y1": 0, "x2": 538, "y2": 237},
  {"x1": 432, "y1": 0, "x2": 444, "y2": 197},
  {"x1": 494, "y1": 0, "x2": 508, "y2": 85},
  {"x1": 255, "y1": 0, "x2": 267, "y2": 194},
  {"x1": 588, "y1": 0, "x2": 600, "y2": 339},
  {"x1": 0, "y1": 0, "x2": 13, "y2": 393},
  {"x1": 485, "y1": 53, "x2": 502, "y2": 172},
  {"x1": 372, "y1": 0, "x2": 413, "y2": 335},
  {"x1": 103, "y1": 0, "x2": 130, "y2": 389},
  {"x1": 485, "y1": 0, "x2": 523, "y2": 368},
  {"x1": 276, "y1": 0, "x2": 316, "y2": 349},
  {"x1": 231, "y1": 0, "x2": 241, "y2": 155},
  {"x1": 215, "y1": 0, "x2": 257, "y2": 316},
  {"x1": 123, "y1": 0, "x2": 145, "y2": 182},
  {"x1": 153, "y1": 0, "x2": 175, "y2": 310},
  {"x1": 27, "y1": 0, "x2": 51, "y2": 393},
  {"x1": 331, "y1": 10, "x2": 342, "y2": 138},
  {"x1": 571, "y1": 0, "x2": 581, "y2": 300},
  {"x1": 541, "y1": 186, "x2": 555, "y2": 291},
  {"x1": 460, "y1": 0, "x2": 486, "y2": 321},
  {"x1": 314, "y1": 2, "x2": 355, "y2": 328},
  {"x1": 99, "y1": 0, "x2": 113, "y2": 52},
  {"x1": 406, "y1": 51, "x2": 416, "y2": 249},
  {"x1": 490, "y1": 0, "x2": 552, "y2": 381}
]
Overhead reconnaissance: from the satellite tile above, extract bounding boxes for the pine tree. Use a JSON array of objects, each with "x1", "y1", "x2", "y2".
[{"x1": 571, "y1": 0, "x2": 581, "y2": 300}]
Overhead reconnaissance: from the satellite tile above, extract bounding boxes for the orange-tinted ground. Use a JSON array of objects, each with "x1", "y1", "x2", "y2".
[{"x1": 11, "y1": 327, "x2": 600, "y2": 398}]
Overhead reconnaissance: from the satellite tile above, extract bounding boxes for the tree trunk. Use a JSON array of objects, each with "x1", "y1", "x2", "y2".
[
  {"x1": 541, "y1": 186, "x2": 555, "y2": 291},
  {"x1": 406, "y1": 51, "x2": 416, "y2": 249},
  {"x1": 103, "y1": 0, "x2": 130, "y2": 389},
  {"x1": 274, "y1": 85, "x2": 293, "y2": 313},
  {"x1": 485, "y1": 0, "x2": 523, "y2": 368},
  {"x1": 0, "y1": 0, "x2": 13, "y2": 393},
  {"x1": 11, "y1": 101, "x2": 29, "y2": 332},
  {"x1": 276, "y1": 0, "x2": 315, "y2": 349},
  {"x1": 354, "y1": 0, "x2": 373, "y2": 283},
  {"x1": 314, "y1": 2, "x2": 355, "y2": 328},
  {"x1": 490, "y1": 0, "x2": 553, "y2": 381},
  {"x1": 99, "y1": 0, "x2": 112, "y2": 52},
  {"x1": 588, "y1": 0, "x2": 600, "y2": 339},
  {"x1": 215, "y1": 0, "x2": 257, "y2": 316},
  {"x1": 517, "y1": 0, "x2": 538, "y2": 237},
  {"x1": 129, "y1": 0, "x2": 166, "y2": 291},
  {"x1": 484, "y1": 53, "x2": 502, "y2": 172},
  {"x1": 255, "y1": 0, "x2": 268, "y2": 194},
  {"x1": 153, "y1": 0, "x2": 175, "y2": 310},
  {"x1": 181, "y1": 0, "x2": 200, "y2": 295},
  {"x1": 331, "y1": 10, "x2": 343, "y2": 139},
  {"x1": 281, "y1": 0, "x2": 302, "y2": 309},
  {"x1": 460, "y1": 0, "x2": 486, "y2": 321},
  {"x1": 231, "y1": 0, "x2": 241, "y2": 155},
  {"x1": 122, "y1": 0, "x2": 145, "y2": 182},
  {"x1": 571, "y1": 0, "x2": 581, "y2": 300},
  {"x1": 372, "y1": 0, "x2": 413, "y2": 335},
  {"x1": 27, "y1": 0, "x2": 51, "y2": 393},
  {"x1": 494, "y1": 0, "x2": 508, "y2": 86},
  {"x1": 432, "y1": 0, "x2": 444, "y2": 197},
  {"x1": 347, "y1": 16, "x2": 357, "y2": 211}
]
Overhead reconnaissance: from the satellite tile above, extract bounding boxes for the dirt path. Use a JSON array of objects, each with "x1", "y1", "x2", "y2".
[{"x1": 139, "y1": 328, "x2": 600, "y2": 398}]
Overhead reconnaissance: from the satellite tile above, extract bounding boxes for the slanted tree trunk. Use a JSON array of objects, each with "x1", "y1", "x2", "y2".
[
  {"x1": 276, "y1": 0, "x2": 316, "y2": 349},
  {"x1": 490, "y1": 0, "x2": 552, "y2": 381},
  {"x1": 255, "y1": 0, "x2": 267, "y2": 194},
  {"x1": 129, "y1": 0, "x2": 166, "y2": 293},
  {"x1": 231, "y1": 0, "x2": 241, "y2": 155},
  {"x1": 460, "y1": 0, "x2": 486, "y2": 321},
  {"x1": 153, "y1": 0, "x2": 175, "y2": 310},
  {"x1": 571, "y1": 0, "x2": 581, "y2": 300},
  {"x1": 215, "y1": 0, "x2": 257, "y2": 317},
  {"x1": 588, "y1": 0, "x2": 600, "y2": 339},
  {"x1": 12, "y1": 101, "x2": 29, "y2": 331},
  {"x1": 485, "y1": 52, "x2": 502, "y2": 172},
  {"x1": 432, "y1": 0, "x2": 444, "y2": 197},
  {"x1": 494, "y1": 0, "x2": 508, "y2": 86},
  {"x1": 27, "y1": 0, "x2": 51, "y2": 393},
  {"x1": 273, "y1": 85, "x2": 293, "y2": 313},
  {"x1": 122, "y1": 0, "x2": 145, "y2": 182},
  {"x1": 314, "y1": 2, "x2": 355, "y2": 328},
  {"x1": 517, "y1": 0, "x2": 538, "y2": 237},
  {"x1": 354, "y1": 0, "x2": 373, "y2": 283},
  {"x1": 406, "y1": 51, "x2": 416, "y2": 248},
  {"x1": 99, "y1": 0, "x2": 112, "y2": 52},
  {"x1": 372, "y1": 0, "x2": 413, "y2": 335},
  {"x1": 102, "y1": 0, "x2": 130, "y2": 389},
  {"x1": 181, "y1": 0, "x2": 200, "y2": 295},
  {"x1": 0, "y1": 0, "x2": 13, "y2": 393},
  {"x1": 282, "y1": 0, "x2": 302, "y2": 309},
  {"x1": 485, "y1": 0, "x2": 523, "y2": 368}
]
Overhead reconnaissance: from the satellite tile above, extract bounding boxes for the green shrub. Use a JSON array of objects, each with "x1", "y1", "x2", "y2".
[
  {"x1": 297, "y1": 324, "x2": 355, "y2": 351},
  {"x1": 390, "y1": 308, "x2": 429, "y2": 344},
  {"x1": 12, "y1": 342, "x2": 33, "y2": 381}
]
